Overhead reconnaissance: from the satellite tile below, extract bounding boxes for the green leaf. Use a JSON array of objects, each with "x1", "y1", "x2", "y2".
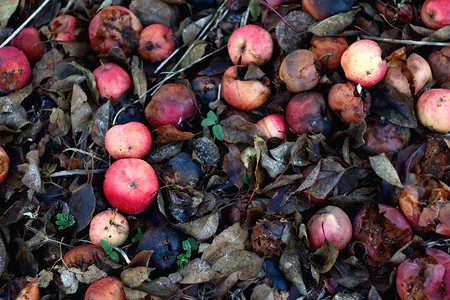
[
  {"x1": 201, "y1": 118, "x2": 216, "y2": 127},
  {"x1": 249, "y1": 0, "x2": 261, "y2": 21},
  {"x1": 212, "y1": 124, "x2": 224, "y2": 141},
  {"x1": 109, "y1": 251, "x2": 120, "y2": 263},
  {"x1": 188, "y1": 238, "x2": 197, "y2": 251},
  {"x1": 100, "y1": 239, "x2": 113, "y2": 254},
  {"x1": 182, "y1": 240, "x2": 191, "y2": 252},
  {"x1": 206, "y1": 110, "x2": 217, "y2": 122},
  {"x1": 242, "y1": 175, "x2": 250, "y2": 185},
  {"x1": 55, "y1": 213, "x2": 76, "y2": 230}
]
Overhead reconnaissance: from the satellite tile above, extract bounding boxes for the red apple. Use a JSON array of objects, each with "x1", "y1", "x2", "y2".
[
  {"x1": 105, "y1": 122, "x2": 152, "y2": 159},
  {"x1": 89, "y1": 6, "x2": 143, "y2": 55},
  {"x1": 341, "y1": 39, "x2": 387, "y2": 87},
  {"x1": 375, "y1": 3, "x2": 414, "y2": 24},
  {"x1": 286, "y1": 92, "x2": 331, "y2": 135},
  {"x1": 306, "y1": 205, "x2": 352, "y2": 251},
  {"x1": 0, "y1": 47, "x2": 31, "y2": 94},
  {"x1": 256, "y1": 114, "x2": 287, "y2": 140},
  {"x1": 10, "y1": 27, "x2": 45, "y2": 61},
  {"x1": 416, "y1": 89, "x2": 450, "y2": 133},
  {"x1": 49, "y1": 15, "x2": 78, "y2": 42},
  {"x1": 93, "y1": 62, "x2": 132, "y2": 104},
  {"x1": 89, "y1": 210, "x2": 129, "y2": 246},
  {"x1": 328, "y1": 82, "x2": 371, "y2": 123},
  {"x1": 227, "y1": 25, "x2": 273, "y2": 66},
  {"x1": 420, "y1": 0, "x2": 450, "y2": 30},
  {"x1": 84, "y1": 277, "x2": 126, "y2": 300},
  {"x1": 309, "y1": 36, "x2": 348, "y2": 72},
  {"x1": 221, "y1": 65, "x2": 271, "y2": 110},
  {"x1": 279, "y1": 49, "x2": 321, "y2": 93},
  {"x1": 0, "y1": 147, "x2": 9, "y2": 185},
  {"x1": 138, "y1": 24, "x2": 176, "y2": 63},
  {"x1": 103, "y1": 158, "x2": 159, "y2": 214},
  {"x1": 144, "y1": 83, "x2": 197, "y2": 129}
]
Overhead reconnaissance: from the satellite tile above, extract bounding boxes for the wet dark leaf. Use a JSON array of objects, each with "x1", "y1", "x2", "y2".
[
  {"x1": 149, "y1": 142, "x2": 183, "y2": 163},
  {"x1": 18, "y1": 150, "x2": 41, "y2": 192},
  {"x1": 244, "y1": 63, "x2": 266, "y2": 81},
  {"x1": 0, "y1": 85, "x2": 32, "y2": 130},
  {"x1": 138, "y1": 276, "x2": 179, "y2": 298},
  {"x1": 125, "y1": 250, "x2": 153, "y2": 269},
  {"x1": 275, "y1": 11, "x2": 315, "y2": 53},
  {"x1": 279, "y1": 248, "x2": 308, "y2": 296},
  {"x1": 370, "y1": 83, "x2": 417, "y2": 128},
  {"x1": 222, "y1": 145, "x2": 245, "y2": 189},
  {"x1": 198, "y1": 57, "x2": 232, "y2": 76},
  {"x1": 369, "y1": 153, "x2": 403, "y2": 188},
  {"x1": 129, "y1": 0, "x2": 178, "y2": 28},
  {"x1": 308, "y1": 10, "x2": 359, "y2": 36},
  {"x1": 254, "y1": 136, "x2": 286, "y2": 178},
  {"x1": 0, "y1": 199, "x2": 38, "y2": 225},
  {"x1": 289, "y1": 135, "x2": 311, "y2": 167},
  {"x1": 91, "y1": 102, "x2": 111, "y2": 147},
  {"x1": 32, "y1": 48, "x2": 65, "y2": 85},
  {"x1": 15, "y1": 240, "x2": 38, "y2": 276},
  {"x1": 182, "y1": 16, "x2": 212, "y2": 45},
  {"x1": 0, "y1": 236, "x2": 6, "y2": 276},
  {"x1": 180, "y1": 41, "x2": 208, "y2": 69},
  {"x1": 331, "y1": 256, "x2": 369, "y2": 288},
  {"x1": 50, "y1": 75, "x2": 86, "y2": 92},
  {"x1": 69, "y1": 62, "x2": 99, "y2": 105},
  {"x1": 220, "y1": 115, "x2": 262, "y2": 144},
  {"x1": 174, "y1": 212, "x2": 219, "y2": 241},
  {"x1": 152, "y1": 124, "x2": 194, "y2": 144},
  {"x1": 304, "y1": 158, "x2": 346, "y2": 199},
  {"x1": 348, "y1": 120, "x2": 367, "y2": 148},
  {"x1": 191, "y1": 137, "x2": 220, "y2": 168},
  {"x1": 67, "y1": 183, "x2": 96, "y2": 233}
]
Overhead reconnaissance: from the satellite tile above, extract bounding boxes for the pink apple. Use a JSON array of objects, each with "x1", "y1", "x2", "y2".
[
  {"x1": 89, "y1": 210, "x2": 129, "y2": 246},
  {"x1": 105, "y1": 122, "x2": 152, "y2": 159},
  {"x1": 138, "y1": 24, "x2": 176, "y2": 63},
  {"x1": 93, "y1": 62, "x2": 132, "y2": 104},
  {"x1": 256, "y1": 114, "x2": 287, "y2": 140}
]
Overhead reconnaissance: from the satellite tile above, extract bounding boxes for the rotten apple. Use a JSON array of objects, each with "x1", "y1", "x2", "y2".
[
  {"x1": 227, "y1": 25, "x2": 273, "y2": 66},
  {"x1": 286, "y1": 91, "x2": 331, "y2": 135},
  {"x1": 89, "y1": 210, "x2": 129, "y2": 246},
  {"x1": 279, "y1": 49, "x2": 321, "y2": 93},
  {"x1": 301, "y1": 0, "x2": 355, "y2": 20},
  {"x1": 103, "y1": 158, "x2": 159, "y2": 214},
  {"x1": 0, "y1": 47, "x2": 31, "y2": 94},
  {"x1": 309, "y1": 36, "x2": 348, "y2": 72},
  {"x1": 84, "y1": 276, "x2": 126, "y2": 300},
  {"x1": 327, "y1": 82, "x2": 371, "y2": 123},
  {"x1": 0, "y1": 147, "x2": 9, "y2": 185},
  {"x1": 49, "y1": 15, "x2": 78, "y2": 42},
  {"x1": 427, "y1": 46, "x2": 450, "y2": 85},
  {"x1": 105, "y1": 122, "x2": 152, "y2": 159},
  {"x1": 138, "y1": 23, "x2": 176, "y2": 63},
  {"x1": 89, "y1": 6, "x2": 143, "y2": 55},
  {"x1": 221, "y1": 65, "x2": 271, "y2": 110},
  {"x1": 93, "y1": 62, "x2": 132, "y2": 104},
  {"x1": 341, "y1": 39, "x2": 387, "y2": 87}
]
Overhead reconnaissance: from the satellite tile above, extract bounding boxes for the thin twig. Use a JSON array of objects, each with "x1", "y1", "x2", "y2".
[
  {"x1": 50, "y1": 168, "x2": 107, "y2": 177},
  {"x1": 63, "y1": 147, "x2": 108, "y2": 163},
  {"x1": 360, "y1": 35, "x2": 450, "y2": 46},
  {"x1": 154, "y1": 45, "x2": 186, "y2": 74},
  {"x1": 0, "y1": 0, "x2": 52, "y2": 48}
]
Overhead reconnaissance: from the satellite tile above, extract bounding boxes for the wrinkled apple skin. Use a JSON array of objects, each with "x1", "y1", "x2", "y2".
[
  {"x1": 398, "y1": 180, "x2": 450, "y2": 236},
  {"x1": 353, "y1": 203, "x2": 412, "y2": 264},
  {"x1": 221, "y1": 65, "x2": 271, "y2": 110},
  {"x1": 0, "y1": 47, "x2": 31, "y2": 94},
  {"x1": 396, "y1": 248, "x2": 450, "y2": 300},
  {"x1": 427, "y1": 47, "x2": 450, "y2": 84},
  {"x1": 256, "y1": 114, "x2": 287, "y2": 140},
  {"x1": 103, "y1": 158, "x2": 159, "y2": 214},
  {"x1": 376, "y1": 3, "x2": 414, "y2": 24},
  {"x1": 383, "y1": 67, "x2": 412, "y2": 97},
  {"x1": 309, "y1": 36, "x2": 348, "y2": 71},
  {"x1": 145, "y1": 83, "x2": 197, "y2": 129},
  {"x1": 341, "y1": 39, "x2": 387, "y2": 87},
  {"x1": 49, "y1": 15, "x2": 77, "y2": 42},
  {"x1": 89, "y1": 6, "x2": 143, "y2": 55},
  {"x1": 416, "y1": 89, "x2": 450, "y2": 133},
  {"x1": 138, "y1": 24, "x2": 176, "y2": 63},
  {"x1": 0, "y1": 147, "x2": 10, "y2": 185},
  {"x1": 93, "y1": 62, "x2": 132, "y2": 104},
  {"x1": 406, "y1": 53, "x2": 432, "y2": 95},
  {"x1": 307, "y1": 206, "x2": 352, "y2": 251},
  {"x1": 63, "y1": 244, "x2": 107, "y2": 270},
  {"x1": 301, "y1": 0, "x2": 354, "y2": 20},
  {"x1": 227, "y1": 25, "x2": 273, "y2": 66},
  {"x1": 89, "y1": 210, "x2": 129, "y2": 246},
  {"x1": 191, "y1": 76, "x2": 221, "y2": 105},
  {"x1": 279, "y1": 49, "x2": 321, "y2": 93},
  {"x1": 328, "y1": 82, "x2": 371, "y2": 123},
  {"x1": 420, "y1": 0, "x2": 450, "y2": 30},
  {"x1": 105, "y1": 122, "x2": 152, "y2": 159},
  {"x1": 84, "y1": 277, "x2": 126, "y2": 300},
  {"x1": 286, "y1": 92, "x2": 331, "y2": 135},
  {"x1": 361, "y1": 119, "x2": 404, "y2": 155},
  {"x1": 10, "y1": 27, "x2": 45, "y2": 61}
]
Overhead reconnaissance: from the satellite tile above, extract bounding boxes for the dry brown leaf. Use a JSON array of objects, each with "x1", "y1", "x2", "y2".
[
  {"x1": 152, "y1": 124, "x2": 194, "y2": 144},
  {"x1": 179, "y1": 258, "x2": 217, "y2": 284},
  {"x1": 71, "y1": 84, "x2": 92, "y2": 135},
  {"x1": 18, "y1": 150, "x2": 41, "y2": 192},
  {"x1": 173, "y1": 212, "x2": 219, "y2": 241}
]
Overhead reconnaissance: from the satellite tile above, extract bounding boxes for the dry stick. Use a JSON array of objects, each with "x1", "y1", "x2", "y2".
[
  {"x1": 360, "y1": 35, "x2": 450, "y2": 47},
  {"x1": 63, "y1": 147, "x2": 108, "y2": 163},
  {"x1": 50, "y1": 168, "x2": 108, "y2": 177},
  {"x1": 154, "y1": 45, "x2": 186, "y2": 74},
  {"x1": 0, "y1": 0, "x2": 52, "y2": 48}
]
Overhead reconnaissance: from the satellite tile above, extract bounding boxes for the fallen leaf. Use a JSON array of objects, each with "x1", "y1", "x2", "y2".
[
  {"x1": 211, "y1": 249, "x2": 263, "y2": 280},
  {"x1": 220, "y1": 115, "x2": 262, "y2": 144},
  {"x1": 369, "y1": 153, "x2": 403, "y2": 188},
  {"x1": 0, "y1": 199, "x2": 38, "y2": 225},
  {"x1": 152, "y1": 124, "x2": 194, "y2": 144},
  {"x1": 0, "y1": 85, "x2": 32, "y2": 130},
  {"x1": 191, "y1": 137, "x2": 220, "y2": 168},
  {"x1": 50, "y1": 75, "x2": 86, "y2": 92},
  {"x1": 222, "y1": 145, "x2": 245, "y2": 189},
  {"x1": 129, "y1": 0, "x2": 178, "y2": 28},
  {"x1": 310, "y1": 239, "x2": 339, "y2": 273},
  {"x1": 18, "y1": 150, "x2": 41, "y2": 192},
  {"x1": 279, "y1": 248, "x2": 308, "y2": 296},
  {"x1": 121, "y1": 267, "x2": 150, "y2": 288},
  {"x1": 0, "y1": 0, "x2": 19, "y2": 28},
  {"x1": 202, "y1": 223, "x2": 247, "y2": 264},
  {"x1": 0, "y1": 236, "x2": 6, "y2": 276},
  {"x1": 182, "y1": 15, "x2": 212, "y2": 45},
  {"x1": 308, "y1": 10, "x2": 359, "y2": 36},
  {"x1": 91, "y1": 102, "x2": 111, "y2": 147},
  {"x1": 138, "y1": 276, "x2": 179, "y2": 299},
  {"x1": 32, "y1": 48, "x2": 65, "y2": 86},
  {"x1": 70, "y1": 62, "x2": 99, "y2": 105},
  {"x1": 275, "y1": 11, "x2": 315, "y2": 53},
  {"x1": 174, "y1": 212, "x2": 219, "y2": 241},
  {"x1": 330, "y1": 256, "x2": 369, "y2": 288},
  {"x1": 179, "y1": 258, "x2": 217, "y2": 284},
  {"x1": 68, "y1": 183, "x2": 96, "y2": 233},
  {"x1": 131, "y1": 56, "x2": 147, "y2": 105},
  {"x1": 71, "y1": 84, "x2": 92, "y2": 135},
  {"x1": 254, "y1": 136, "x2": 286, "y2": 178},
  {"x1": 180, "y1": 41, "x2": 208, "y2": 69}
]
